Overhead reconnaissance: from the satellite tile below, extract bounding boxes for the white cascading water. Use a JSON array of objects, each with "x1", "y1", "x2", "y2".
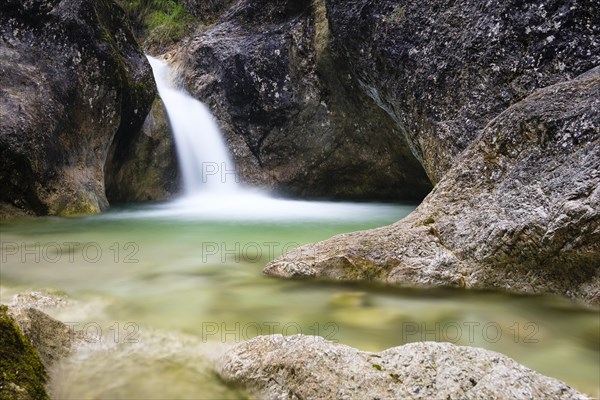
[
  {"x1": 130, "y1": 56, "x2": 408, "y2": 222},
  {"x1": 147, "y1": 56, "x2": 237, "y2": 194}
]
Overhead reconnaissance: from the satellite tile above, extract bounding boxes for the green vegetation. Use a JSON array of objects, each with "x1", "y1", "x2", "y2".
[
  {"x1": 115, "y1": 0, "x2": 195, "y2": 49},
  {"x1": 0, "y1": 305, "x2": 49, "y2": 400},
  {"x1": 391, "y1": 5, "x2": 406, "y2": 23}
]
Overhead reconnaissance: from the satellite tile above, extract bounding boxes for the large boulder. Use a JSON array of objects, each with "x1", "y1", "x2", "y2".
[
  {"x1": 174, "y1": 0, "x2": 432, "y2": 200},
  {"x1": 0, "y1": 0, "x2": 156, "y2": 216},
  {"x1": 217, "y1": 335, "x2": 587, "y2": 399},
  {"x1": 326, "y1": 0, "x2": 600, "y2": 183},
  {"x1": 266, "y1": 68, "x2": 600, "y2": 304}
]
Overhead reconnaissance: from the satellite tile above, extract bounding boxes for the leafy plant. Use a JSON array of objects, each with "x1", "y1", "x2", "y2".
[
  {"x1": 115, "y1": 0, "x2": 196, "y2": 49},
  {"x1": 391, "y1": 5, "x2": 406, "y2": 23}
]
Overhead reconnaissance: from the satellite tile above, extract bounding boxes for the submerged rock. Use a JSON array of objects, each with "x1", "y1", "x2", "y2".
[
  {"x1": 0, "y1": 305, "x2": 49, "y2": 400},
  {"x1": 217, "y1": 335, "x2": 587, "y2": 399},
  {"x1": 7, "y1": 292, "x2": 75, "y2": 369},
  {"x1": 174, "y1": 0, "x2": 432, "y2": 200},
  {"x1": 326, "y1": 0, "x2": 600, "y2": 184},
  {"x1": 0, "y1": 0, "x2": 155, "y2": 216},
  {"x1": 48, "y1": 329, "x2": 249, "y2": 399},
  {"x1": 266, "y1": 67, "x2": 600, "y2": 304}
]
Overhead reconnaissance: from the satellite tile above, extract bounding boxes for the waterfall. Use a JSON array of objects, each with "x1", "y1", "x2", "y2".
[
  {"x1": 146, "y1": 56, "x2": 237, "y2": 195},
  {"x1": 138, "y1": 56, "x2": 404, "y2": 222}
]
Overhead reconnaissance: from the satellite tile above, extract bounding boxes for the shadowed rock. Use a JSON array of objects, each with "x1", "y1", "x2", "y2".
[
  {"x1": 326, "y1": 0, "x2": 600, "y2": 183},
  {"x1": 0, "y1": 0, "x2": 156, "y2": 216},
  {"x1": 105, "y1": 96, "x2": 181, "y2": 203}
]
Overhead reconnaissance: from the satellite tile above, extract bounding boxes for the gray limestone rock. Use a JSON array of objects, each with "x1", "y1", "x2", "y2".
[
  {"x1": 325, "y1": 0, "x2": 600, "y2": 184},
  {"x1": 217, "y1": 335, "x2": 588, "y2": 399}
]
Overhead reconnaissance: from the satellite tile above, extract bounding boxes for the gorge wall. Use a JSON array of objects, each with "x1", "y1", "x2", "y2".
[
  {"x1": 326, "y1": 0, "x2": 600, "y2": 183},
  {"x1": 265, "y1": 0, "x2": 600, "y2": 303},
  {"x1": 0, "y1": 0, "x2": 156, "y2": 216},
  {"x1": 172, "y1": 0, "x2": 432, "y2": 200},
  {"x1": 266, "y1": 67, "x2": 600, "y2": 304}
]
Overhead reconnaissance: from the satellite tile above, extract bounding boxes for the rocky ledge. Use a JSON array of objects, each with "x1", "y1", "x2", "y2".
[
  {"x1": 217, "y1": 334, "x2": 588, "y2": 399},
  {"x1": 266, "y1": 67, "x2": 600, "y2": 305}
]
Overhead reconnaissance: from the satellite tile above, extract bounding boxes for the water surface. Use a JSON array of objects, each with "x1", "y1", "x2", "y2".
[{"x1": 1, "y1": 200, "x2": 598, "y2": 398}]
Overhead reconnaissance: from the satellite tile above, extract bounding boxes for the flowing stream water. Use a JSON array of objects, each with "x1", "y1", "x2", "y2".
[{"x1": 0, "y1": 58, "x2": 597, "y2": 398}]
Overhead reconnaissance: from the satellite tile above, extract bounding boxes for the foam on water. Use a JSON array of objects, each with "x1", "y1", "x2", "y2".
[
  {"x1": 147, "y1": 56, "x2": 237, "y2": 195},
  {"x1": 127, "y1": 57, "x2": 414, "y2": 223}
]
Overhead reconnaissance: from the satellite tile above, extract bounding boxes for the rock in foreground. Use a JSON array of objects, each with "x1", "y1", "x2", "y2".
[
  {"x1": 266, "y1": 67, "x2": 600, "y2": 304},
  {"x1": 7, "y1": 292, "x2": 75, "y2": 369},
  {"x1": 217, "y1": 335, "x2": 587, "y2": 400},
  {"x1": 0, "y1": 305, "x2": 49, "y2": 400}
]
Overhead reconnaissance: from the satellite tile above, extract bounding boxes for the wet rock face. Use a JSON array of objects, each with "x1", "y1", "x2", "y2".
[
  {"x1": 175, "y1": 0, "x2": 432, "y2": 200},
  {"x1": 217, "y1": 335, "x2": 587, "y2": 400},
  {"x1": 326, "y1": 0, "x2": 600, "y2": 183},
  {"x1": 181, "y1": 0, "x2": 237, "y2": 20},
  {"x1": 105, "y1": 97, "x2": 181, "y2": 203},
  {"x1": 0, "y1": 0, "x2": 155, "y2": 216},
  {"x1": 266, "y1": 68, "x2": 600, "y2": 304}
]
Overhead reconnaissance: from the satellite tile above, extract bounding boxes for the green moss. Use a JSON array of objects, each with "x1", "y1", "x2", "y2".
[
  {"x1": 372, "y1": 363, "x2": 383, "y2": 371},
  {"x1": 115, "y1": 0, "x2": 196, "y2": 48},
  {"x1": 0, "y1": 305, "x2": 49, "y2": 400},
  {"x1": 390, "y1": 6, "x2": 406, "y2": 23},
  {"x1": 421, "y1": 215, "x2": 435, "y2": 225},
  {"x1": 58, "y1": 201, "x2": 101, "y2": 217},
  {"x1": 49, "y1": 194, "x2": 101, "y2": 217},
  {"x1": 483, "y1": 151, "x2": 499, "y2": 164}
]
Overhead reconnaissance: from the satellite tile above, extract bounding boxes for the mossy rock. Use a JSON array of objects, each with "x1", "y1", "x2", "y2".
[{"x1": 0, "y1": 305, "x2": 49, "y2": 400}]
